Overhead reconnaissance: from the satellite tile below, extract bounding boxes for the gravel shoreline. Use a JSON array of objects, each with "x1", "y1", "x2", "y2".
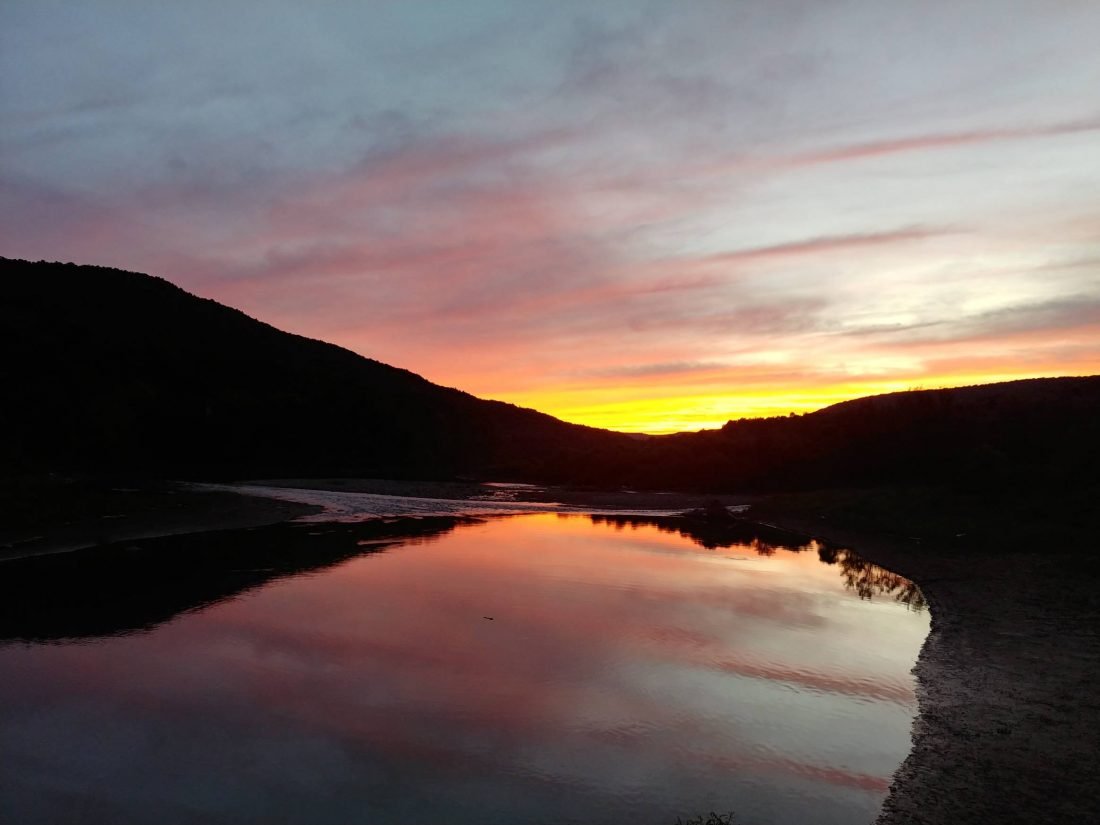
[{"x1": 751, "y1": 516, "x2": 1100, "y2": 825}]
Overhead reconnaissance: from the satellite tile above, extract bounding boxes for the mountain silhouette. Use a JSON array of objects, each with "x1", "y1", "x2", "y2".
[
  {"x1": 4, "y1": 257, "x2": 1098, "y2": 492},
  {"x1": 635, "y1": 374, "x2": 1100, "y2": 492},
  {"x1": 1, "y1": 258, "x2": 640, "y2": 482}
]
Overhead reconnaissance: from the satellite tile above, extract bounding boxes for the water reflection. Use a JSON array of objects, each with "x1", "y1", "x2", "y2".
[
  {"x1": 0, "y1": 514, "x2": 928, "y2": 825},
  {"x1": 0, "y1": 517, "x2": 471, "y2": 641},
  {"x1": 0, "y1": 512, "x2": 921, "y2": 643},
  {"x1": 588, "y1": 512, "x2": 815, "y2": 552},
  {"x1": 589, "y1": 513, "x2": 926, "y2": 611},
  {"x1": 818, "y1": 545, "x2": 927, "y2": 612}
]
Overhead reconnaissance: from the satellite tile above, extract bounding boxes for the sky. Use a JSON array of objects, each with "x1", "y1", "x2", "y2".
[{"x1": 2, "y1": 1, "x2": 1099, "y2": 432}]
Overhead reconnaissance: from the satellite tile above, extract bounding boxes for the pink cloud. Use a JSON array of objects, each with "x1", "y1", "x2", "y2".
[
  {"x1": 783, "y1": 116, "x2": 1100, "y2": 167},
  {"x1": 687, "y1": 226, "x2": 952, "y2": 266}
]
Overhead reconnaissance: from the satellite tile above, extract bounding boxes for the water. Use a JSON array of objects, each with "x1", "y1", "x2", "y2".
[
  {"x1": 191, "y1": 481, "x2": 693, "y2": 519},
  {"x1": 0, "y1": 512, "x2": 928, "y2": 825}
]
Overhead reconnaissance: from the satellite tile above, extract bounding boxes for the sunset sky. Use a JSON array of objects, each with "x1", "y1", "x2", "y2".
[{"x1": 2, "y1": 1, "x2": 1099, "y2": 432}]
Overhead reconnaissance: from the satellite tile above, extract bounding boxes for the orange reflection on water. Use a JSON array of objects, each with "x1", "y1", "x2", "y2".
[{"x1": 0, "y1": 514, "x2": 928, "y2": 825}]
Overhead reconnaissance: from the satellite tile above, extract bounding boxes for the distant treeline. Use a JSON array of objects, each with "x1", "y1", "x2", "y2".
[
  {"x1": 3, "y1": 257, "x2": 1098, "y2": 493},
  {"x1": 637, "y1": 375, "x2": 1100, "y2": 492}
]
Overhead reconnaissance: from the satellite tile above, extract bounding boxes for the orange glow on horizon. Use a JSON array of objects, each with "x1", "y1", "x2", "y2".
[{"x1": 496, "y1": 367, "x2": 1100, "y2": 433}]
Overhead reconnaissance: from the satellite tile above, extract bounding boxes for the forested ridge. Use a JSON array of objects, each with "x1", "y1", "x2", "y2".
[{"x1": 5, "y1": 257, "x2": 1097, "y2": 493}]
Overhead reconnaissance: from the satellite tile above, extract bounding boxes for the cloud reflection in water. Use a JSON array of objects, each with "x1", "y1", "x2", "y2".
[{"x1": 0, "y1": 513, "x2": 927, "y2": 825}]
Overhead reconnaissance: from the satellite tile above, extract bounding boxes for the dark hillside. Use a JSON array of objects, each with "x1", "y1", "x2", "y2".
[
  {"x1": 1, "y1": 258, "x2": 640, "y2": 481},
  {"x1": 4, "y1": 257, "x2": 1096, "y2": 493},
  {"x1": 638, "y1": 376, "x2": 1100, "y2": 492}
]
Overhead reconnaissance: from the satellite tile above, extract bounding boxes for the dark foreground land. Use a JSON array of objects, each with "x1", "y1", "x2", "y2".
[
  {"x1": 2, "y1": 477, "x2": 1098, "y2": 824},
  {"x1": 753, "y1": 488, "x2": 1100, "y2": 825},
  {"x1": 0, "y1": 476, "x2": 320, "y2": 561}
]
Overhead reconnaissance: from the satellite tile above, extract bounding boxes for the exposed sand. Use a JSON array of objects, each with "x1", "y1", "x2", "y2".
[{"x1": 750, "y1": 515, "x2": 1100, "y2": 824}]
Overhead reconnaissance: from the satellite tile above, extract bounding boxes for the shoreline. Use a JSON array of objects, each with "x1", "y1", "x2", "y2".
[
  {"x1": 750, "y1": 514, "x2": 1100, "y2": 825},
  {"x1": 0, "y1": 477, "x2": 736, "y2": 562},
  {"x1": 4, "y1": 477, "x2": 1097, "y2": 822},
  {"x1": 0, "y1": 480, "x2": 321, "y2": 562}
]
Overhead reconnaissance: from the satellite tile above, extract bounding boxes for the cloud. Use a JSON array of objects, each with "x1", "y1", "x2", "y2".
[
  {"x1": 840, "y1": 295, "x2": 1100, "y2": 345},
  {"x1": 3, "y1": 2, "x2": 1100, "y2": 430},
  {"x1": 692, "y1": 226, "x2": 956, "y2": 266},
  {"x1": 577, "y1": 361, "x2": 732, "y2": 379},
  {"x1": 783, "y1": 116, "x2": 1100, "y2": 168}
]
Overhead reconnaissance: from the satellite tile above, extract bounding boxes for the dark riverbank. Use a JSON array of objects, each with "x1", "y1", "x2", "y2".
[
  {"x1": 0, "y1": 476, "x2": 320, "y2": 561},
  {"x1": 750, "y1": 492, "x2": 1100, "y2": 825}
]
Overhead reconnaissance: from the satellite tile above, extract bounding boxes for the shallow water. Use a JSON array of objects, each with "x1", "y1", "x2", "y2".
[
  {"x1": 0, "y1": 513, "x2": 927, "y2": 825},
  {"x1": 194, "y1": 481, "x2": 691, "y2": 519}
]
